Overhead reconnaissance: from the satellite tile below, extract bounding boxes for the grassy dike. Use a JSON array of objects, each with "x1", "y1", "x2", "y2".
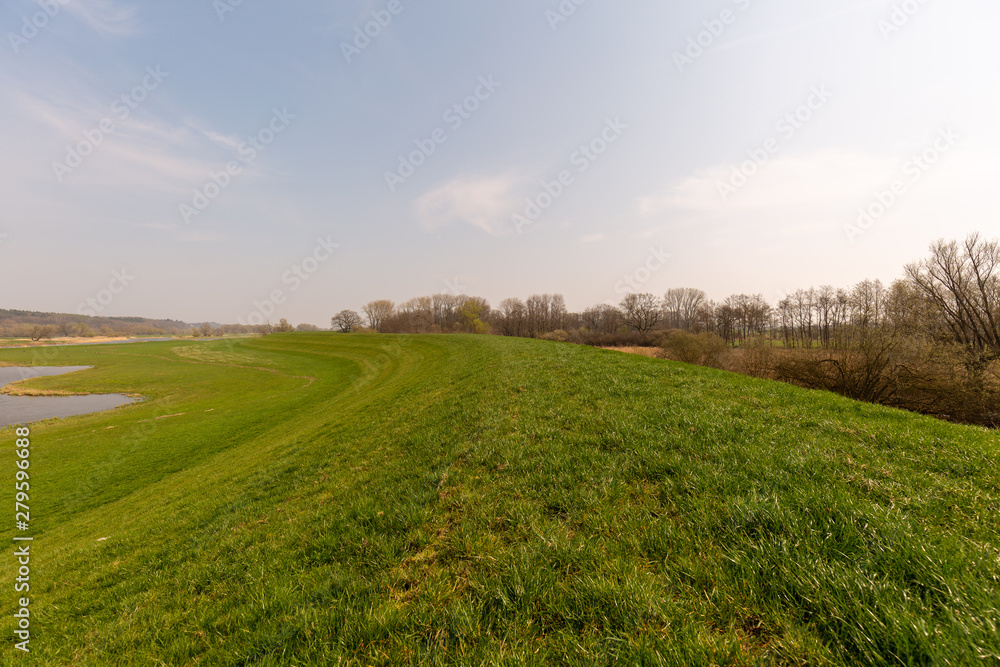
[{"x1": 1, "y1": 333, "x2": 998, "y2": 665}]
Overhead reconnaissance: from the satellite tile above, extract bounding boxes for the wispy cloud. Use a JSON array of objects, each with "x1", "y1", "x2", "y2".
[
  {"x1": 710, "y1": 2, "x2": 881, "y2": 56},
  {"x1": 5, "y1": 88, "x2": 225, "y2": 193},
  {"x1": 638, "y1": 148, "x2": 897, "y2": 215},
  {"x1": 415, "y1": 174, "x2": 521, "y2": 235},
  {"x1": 63, "y1": 0, "x2": 142, "y2": 37}
]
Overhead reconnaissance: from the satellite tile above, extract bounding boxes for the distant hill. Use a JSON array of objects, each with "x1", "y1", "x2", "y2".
[{"x1": 0, "y1": 308, "x2": 193, "y2": 338}]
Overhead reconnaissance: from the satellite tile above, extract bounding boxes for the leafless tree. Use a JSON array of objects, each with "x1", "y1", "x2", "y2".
[
  {"x1": 30, "y1": 325, "x2": 55, "y2": 342},
  {"x1": 548, "y1": 294, "x2": 567, "y2": 331},
  {"x1": 363, "y1": 300, "x2": 395, "y2": 333},
  {"x1": 723, "y1": 293, "x2": 770, "y2": 342},
  {"x1": 619, "y1": 293, "x2": 660, "y2": 333},
  {"x1": 715, "y1": 300, "x2": 737, "y2": 344},
  {"x1": 332, "y1": 310, "x2": 362, "y2": 333},
  {"x1": 815, "y1": 285, "x2": 836, "y2": 348},
  {"x1": 525, "y1": 294, "x2": 546, "y2": 337},
  {"x1": 906, "y1": 233, "x2": 1000, "y2": 373},
  {"x1": 582, "y1": 304, "x2": 622, "y2": 334},
  {"x1": 662, "y1": 288, "x2": 706, "y2": 331},
  {"x1": 497, "y1": 298, "x2": 527, "y2": 337},
  {"x1": 431, "y1": 294, "x2": 463, "y2": 331}
]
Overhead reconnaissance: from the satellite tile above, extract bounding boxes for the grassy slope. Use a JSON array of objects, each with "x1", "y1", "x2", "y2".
[{"x1": 1, "y1": 334, "x2": 998, "y2": 665}]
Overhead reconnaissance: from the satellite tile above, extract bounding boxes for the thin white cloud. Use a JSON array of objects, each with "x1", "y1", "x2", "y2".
[
  {"x1": 581, "y1": 233, "x2": 607, "y2": 243},
  {"x1": 199, "y1": 130, "x2": 243, "y2": 151},
  {"x1": 638, "y1": 148, "x2": 897, "y2": 215},
  {"x1": 4, "y1": 88, "x2": 228, "y2": 194},
  {"x1": 415, "y1": 175, "x2": 520, "y2": 235},
  {"x1": 63, "y1": 0, "x2": 141, "y2": 37}
]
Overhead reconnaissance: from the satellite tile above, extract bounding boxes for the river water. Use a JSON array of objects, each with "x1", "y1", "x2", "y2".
[{"x1": 0, "y1": 367, "x2": 136, "y2": 428}]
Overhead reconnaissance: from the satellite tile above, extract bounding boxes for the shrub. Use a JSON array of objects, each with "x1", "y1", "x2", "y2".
[
  {"x1": 579, "y1": 329, "x2": 667, "y2": 348},
  {"x1": 774, "y1": 332, "x2": 1000, "y2": 427},
  {"x1": 661, "y1": 331, "x2": 730, "y2": 369},
  {"x1": 738, "y1": 336, "x2": 777, "y2": 379}
]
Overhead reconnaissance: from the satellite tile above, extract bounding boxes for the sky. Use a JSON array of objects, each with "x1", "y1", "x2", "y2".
[{"x1": 2, "y1": 0, "x2": 999, "y2": 326}]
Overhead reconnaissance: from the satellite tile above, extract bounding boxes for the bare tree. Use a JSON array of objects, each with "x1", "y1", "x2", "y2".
[
  {"x1": 662, "y1": 288, "x2": 706, "y2": 331},
  {"x1": 619, "y1": 293, "x2": 660, "y2": 333},
  {"x1": 332, "y1": 310, "x2": 362, "y2": 333},
  {"x1": 431, "y1": 294, "x2": 463, "y2": 331},
  {"x1": 715, "y1": 300, "x2": 737, "y2": 344},
  {"x1": 906, "y1": 233, "x2": 1000, "y2": 374},
  {"x1": 362, "y1": 300, "x2": 395, "y2": 333},
  {"x1": 548, "y1": 294, "x2": 567, "y2": 331},
  {"x1": 524, "y1": 294, "x2": 547, "y2": 337},
  {"x1": 815, "y1": 285, "x2": 836, "y2": 348},
  {"x1": 723, "y1": 294, "x2": 771, "y2": 342},
  {"x1": 582, "y1": 304, "x2": 622, "y2": 334},
  {"x1": 412, "y1": 296, "x2": 434, "y2": 332},
  {"x1": 497, "y1": 298, "x2": 527, "y2": 336},
  {"x1": 30, "y1": 325, "x2": 55, "y2": 342}
]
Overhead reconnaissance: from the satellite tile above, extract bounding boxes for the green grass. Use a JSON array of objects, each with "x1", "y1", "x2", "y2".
[{"x1": 1, "y1": 333, "x2": 998, "y2": 665}]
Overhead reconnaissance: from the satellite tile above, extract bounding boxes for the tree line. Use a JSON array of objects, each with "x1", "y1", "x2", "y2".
[{"x1": 331, "y1": 234, "x2": 1000, "y2": 427}]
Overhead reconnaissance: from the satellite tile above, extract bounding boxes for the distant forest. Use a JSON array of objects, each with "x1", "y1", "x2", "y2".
[{"x1": 0, "y1": 309, "x2": 192, "y2": 340}]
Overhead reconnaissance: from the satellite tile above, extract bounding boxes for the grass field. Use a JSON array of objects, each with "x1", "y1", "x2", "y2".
[{"x1": 1, "y1": 333, "x2": 999, "y2": 665}]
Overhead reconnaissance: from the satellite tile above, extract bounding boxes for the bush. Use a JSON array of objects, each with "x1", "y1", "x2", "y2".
[
  {"x1": 774, "y1": 332, "x2": 1000, "y2": 427},
  {"x1": 661, "y1": 331, "x2": 730, "y2": 369},
  {"x1": 737, "y1": 336, "x2": 777, "y2": 379},
  {"x1": 579, "y1": 329, "x2": 667, "y2": 348}
]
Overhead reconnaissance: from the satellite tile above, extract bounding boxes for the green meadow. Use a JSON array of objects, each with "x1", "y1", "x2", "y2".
[{"x1": 1, "y1": 333, "x2": 998, "y2": 665}]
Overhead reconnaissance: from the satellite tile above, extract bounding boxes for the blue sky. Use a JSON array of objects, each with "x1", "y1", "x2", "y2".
[{"x1": 2, "y1": 0, "x2": 999, "y2": 325}]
